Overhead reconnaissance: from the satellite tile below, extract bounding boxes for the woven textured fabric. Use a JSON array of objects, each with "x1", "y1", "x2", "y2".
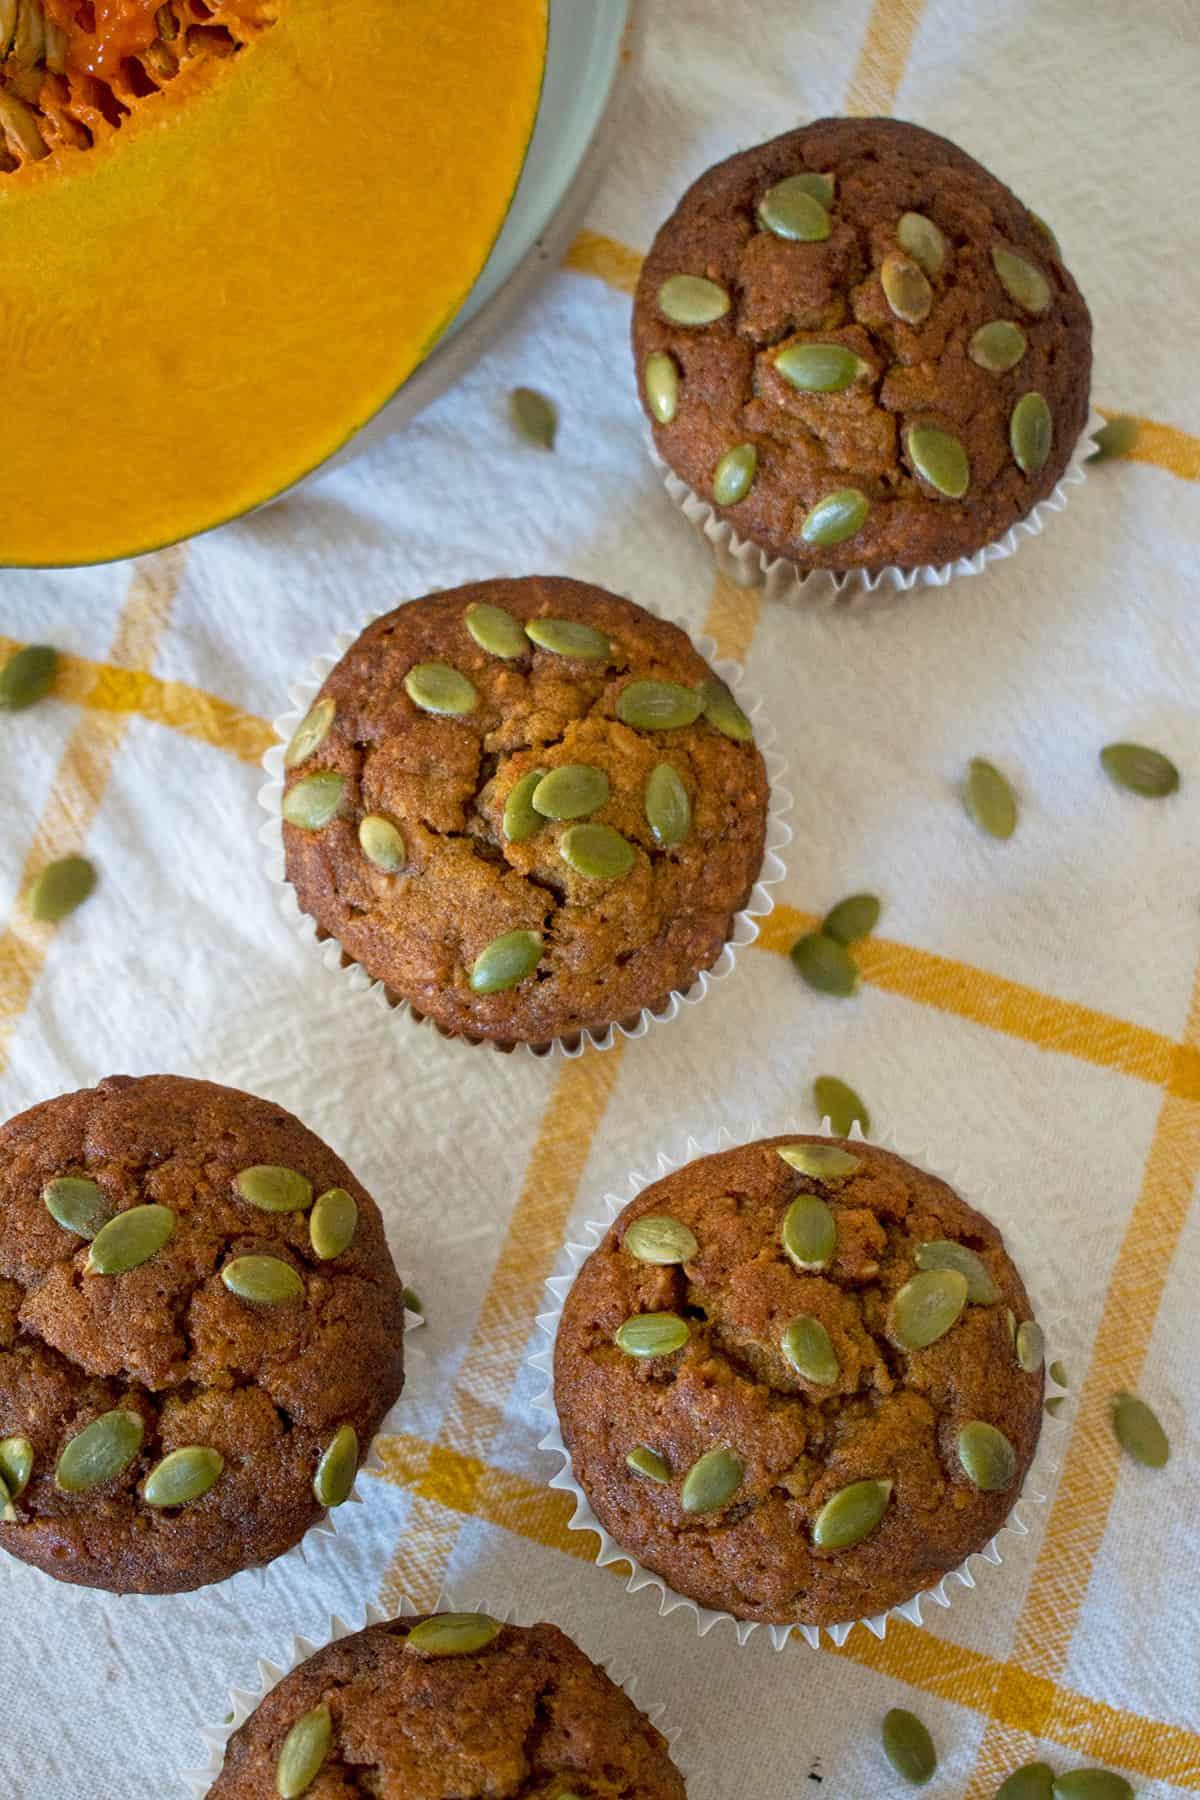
[{"x1": 1, "y1": 2, "x2": 1198, "y2": 1795}]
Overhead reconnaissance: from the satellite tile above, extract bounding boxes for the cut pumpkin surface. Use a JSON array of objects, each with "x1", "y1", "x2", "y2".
[{"x1": 0, "y1": 0, "x2": 547, "y2": 565}]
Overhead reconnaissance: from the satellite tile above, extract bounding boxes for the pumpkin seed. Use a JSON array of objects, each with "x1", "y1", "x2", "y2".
[
  {"x1": 221, "y1": 1254, "x2": 304, "y2": 1305},
  {"x1": 915, "y1": 1240, "x2": 999, "y2": 1305},
  {"x1": 142, "y1": 1445, "x2": 224, "y2": 1507},
  {"x1": 1029, "y1": 212, "x2": 1063, "y2": 259},
  {"x1": 698, "y1": 678, "x2": 753, "y2": 742},
  {"x1": 358, "y1": 814, "x2": 405, "y2": 873},
  {"x1": 757, "y1": 176, "x2": 831, "y2": 241},
  {"x1": 995, "y1": 1761, "x2": 1056, "y2": 1800},
  {"x1": 957, "y1": 1420, "x2": 1018, "y2": 1490},
  {"x1": 1016, "y1": 1320, "x2": 1044, "y2": 1372},
  {"x1": 881, "y1": 250, "x2": 932, "y2": 323},
  {"x1": 992, "y1": 244, "x2": 1051, "y2": 314},
  {"x1": 822, "y1": 893, "x2": 880, "y2": 944},
  {"x1": 965, "y1": 758, "x2": 1018, "y2": 839},
  {"x1": 559, "y1": 822, "x2": 635, "y2": 880},
  {"x1": 681, "y1": 1446, "x2": 744, "y2": 1514},
  {"x1": 1011, "y1": 391, "x2": 1053, "y2": 475},
  {"x1": 86, "y1": 1204, "x2": 175, "y2": 1275},
  {"x1": 624, "y1": 1214, "x2": 699, "y2": 1265},
  {"x1": 1006, "y1": 1307, "x2": 1017, "y2": 1345},
  {"x1": 1045, "y1": 1396, "x2": 1065, "y2": 1417},
  {"x1": 775, "y1": 343, "x2": 865, "y2": 393},
  {"x1": 1088, "y1": 415, "x2": 1139, "y2": 462},
  {"x1": 276, "y1": 1704, "x2": 332, "y2": 1800},
  {"x1": 1049, "y1": 1359, "x2": 1068, "y2": 1388},
  {"x1": 313, "y1": 1423, "x2": 358, "y2": 1506},
  {"x1": 525, "y1": 617, "x2": 611, "y2": 661},
  {"x1": 1100, "y1": 742, "x2": 1179, "y2": 798},
  {"x1": 790, "y1": 931, "x2": 859, "y2": 996},
  {"x1": 1051, "y1": 1772, "x2": 1133, "y2": 1800},
  {"x1": 470, "y1": 928, "x2": 542, "y2": 995},
  {"x1": 813, "y1": 1075, "x2": 868, "y2": 1139},
  {"x1": 56, "y1": 1410, "x2": 144, "y2": 1493},
  {"x1": 781, "y1": 1194, "x2": 837, "y2": 1271},
  {"x1": 799, "y1": 489, "x2": 869, "y2": 548},
  {"x1": 27, "y1": 855, "x2": 95, "y2": 923},
  {"x1": 644, "y1": 351, "x2": 680, "y2": 423},
  {"x1": 812, "y1": 1477, "x2": 891, "y2": 1549},
  {"x1": 1111, "y1": 1392, "x2": 1169, "y2": 1467},
  {"x1": 615, "y1": 1312, "x2": 690, "y2": 1358},
  {"x1": 43, "y1": 1175, "x2": 113, "y2": 1239},
  {"x1": 0, "y1": 643, "x2": 57, "y2": 711},
  {"x1": 310, "y1": 1187, "x2": 357, "y2": 1260},
  {"x1": 782, "y1": 1315, "x2": 839, "y2": 1385},
  {"x1": 0, "y1": 1437, "x2": 33, "y2": 1500},
  {"x1": 891, "y1": 1269, "x2": 968, "y2": 1349},
  {"x1": 658, "y1": 274, "x2": 730, "y2": 326},
  {"x1": 777, "y1": 1143, "x2": 860, "y2": 1180},
  {"x1": 509, "y1": 386, "x2": 557, "y2": 450},
  {"x1": 908, "y1": 425, "x2": 970, "y2": 498},
  {"x1": 502, "y1": 768, "x2": 546, "y2": 842},
  {"x1": 281, "y1": 772, "x2": 345, "y2": 830},
  {"x1": 626, "y1": 1444, "x2": 670, "y2": 1483},
  {"x1": 235, "y1": 1165, "x2": 314, "y2": 1213},
  {"x1": 532, "y1": 763, "x2": 610, "y2": 821},
  {"x1": 882, "y1": 1707, "x2": 937, "y2": 1786},
  {"x1": 407, "y1": 1612, "x2": 502, "y2": 1656},
  {"x1": 969, "y1": 320, "x2": 1027, "y2": 372},
  {"x1": 283, "y1": 697, "x2": 335, "y2": 769},
  {"x1": 898, "y1": 212, "x2": 946, "y2": 278},
  {"x1": 403, "y1": 1285, "x2": 423, "y2": 1315},
  {"x1": 465, "y1": 600, "x2": 528, "y2": 659},
  {"x1": 616, "y1": 679, "x2": 702, "y2": 731},
  {"x1": 404, "y1": 662, "x2": 478, "y2": 716},
  {"x1": 713, "y1": 442, "x2": 758, "y2": 505},
  {"x1": 645, "y1": 763, "x2": 691, "y2": 847}
]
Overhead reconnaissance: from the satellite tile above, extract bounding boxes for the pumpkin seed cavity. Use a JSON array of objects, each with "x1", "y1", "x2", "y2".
[
  {"x1": 615, "y1": 1312, "x2": 690, "y2": 1358},
  {"x1": 681, "y1": 1446, "x2": 743, "y2": 1514},
  {"x1": 812, "y1": 1075, "x2": 868, "y2": 1139},
  {"x1": 470, "y1": 928, "x2": 542, "y2": 995},
  {"x1": 532, "y1": 764, "x2": 609, "y2": 821},
  {"x1": 713, "y1": 442, "x2": 758, "y2": 505},
  {"x1": 777, "y1": 1143, "x2": 860, "y2": 1180},
  {"x1": 283, "y1": 697, "x2": 335, "y2": 768},
  {"x1": 781, "y1": 1194, "x2": 837, "y2": 1271},
  {"x1": 559, "y1": 822, "x2": 636, "y2": 880},
  {"x1": 790, "y1": 931, "x2": 859, "y2": 996},
  {"x1": 310, "y1": 1187, "x2": 358, "y2": 1259},
  {"x1": 235, "y1": 1165, "x2": 314, "y2": 1213},
  {"x1": 87, "y1": 1204, "x2": 175, "y2": 1275},
  {"x1": 28, "y1": 854, "x2": 96, "y2": 923},
  {"x1": 404, "y1": 662, "x2": 478, "y2": 716},
  {"x1": 881, "y1": 251, "x2": 932, "y2": 324},
  {"x1": 758, "y1": 176, "x2": 831, "y2": 241},
  {"x1": 821, "y1": 892, "x2": 880, "y2": 945},
  {"x1": 891, "y1": 1269, "x2": 968, "y2": 1349},
  {"x1": 313, "y1": 1423, "x2": 358, "y2": 1506},
  {"x1": 781, "y1": 1315, "x2": 839, "y2": 1386},
  {"x1": 915, "y1": 1240, "x2": 999, "y2": 1305},
  {"x1": 0, "y1": 643, "x2": 57, "y2": 711},
  {"x1": 525, "y1": 617, "x2": 611, "y2": 660},
  {"x1": 908, "y1": 425, "x2": 969, "y2": 498},
  {"x1": 812, "y1": 1477, "x2": 891, "y2": 1549},
  {"x1": 281, "y1": 772, "x2": 344, "y2": 830},
  {"x1": 508, "y1": 386, "x2": 557, "y2": 450},
  {"x1": 957, "y1": 1421, "x2": 1017, "y2": 1491},
  {"x1": 276, "y1": 1704, "x2": 333, "y2": 1800},
  {"x1": 645, "y1": 763, "x2": 691, "y2": 847},
  {"x1": 503, "y1": 768, "x2": 547, "y2": 843},
  {"x1": 800, "y1": 489, "x2": 869, "y2": 548},
  {"x1": 358, "y1": 814, "x2": 405, "y2": 872},
  {"x1": 221, "y1": 1254, "x2": 304, "y2": 1305},
  {"x1": 969, "y1": 319, "x2": 1028, "y2": 372},
  {"x1": 626, "y1": 1445, "x2": 670, "y2": 1483},
  {"x1": 658, "y1": 274, "x2": 730, "y2": 326},
  {"x1": 882, "y1": 1707, "x2": 937, "y2": 1786},
  {"x1": 142, "y1": 1445, "x2": 224, "y2": 1508},
  {"x1": 616, "y1": 679, "x2": 702, "y2": 732},
  {"x1": 406, "y1": 1613, "x2": 502, "y2": 1656},
  {"x1": 43, "y1": 1175, "x2": 113, "y2": 1239},
  {"x1": 1111, "y1": 1392, "x2": 1169, "y2": 1467},
  {"x1": 644, "y1": 351, "x2": 680, "y2": 423},
  {"x1": 465, "y1": 601, "x2": 528, "y2": 659},
  {"x1": 624, "y1": 1214, "x2": 699, "y2": 1265},
  {"x1": 56, "y1": 1410, "x2": 144, "y2": 1493},
  {"x1": 965, "y1": 757, "x2": 1018, "y2": 839},
  {"x1": 775, "y1": 343, "x2": 865, "y2": 393},
  {"x1": 698, "y1": 679, "x2": 753, "y2": 742},
  {"x1": 1100, "y1": 742, "x2": 1179, "y2": 798}
]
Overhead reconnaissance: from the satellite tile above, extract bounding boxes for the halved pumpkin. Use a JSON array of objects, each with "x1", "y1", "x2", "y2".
[{"x1": 0, "y1": 0, "x2": 547, "y2": 565}]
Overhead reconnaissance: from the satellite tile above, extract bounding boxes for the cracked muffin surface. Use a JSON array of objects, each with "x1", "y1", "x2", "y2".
[
  {"x1": 633, "y1": 116, "x2": 1092, "y2": 572},
  {"x1": 208, "y1": 1615, "x2": 688, "y2": 1798},
  {"x1": 553, "y1": 1136, "x2": 1044, "y2": 1627},
  {"x1": 281, "y1": 576, "x2": 770, "y2": 1046},
  {"x1": 0, "y1": 1074, "x2": 405, "y2": 1594}
]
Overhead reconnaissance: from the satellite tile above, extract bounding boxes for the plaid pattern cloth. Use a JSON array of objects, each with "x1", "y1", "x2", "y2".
[{"x1": 2, "y1": 1, "x2": 1198, "y2": 1794}]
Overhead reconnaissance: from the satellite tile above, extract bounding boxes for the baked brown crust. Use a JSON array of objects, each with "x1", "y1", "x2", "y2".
[
  {"x1": 281, "y1": 577, "x2": 770, "y2": 1046},
  {"x1": 0, "y1": 1074, "x2": 405, "y2": 1594},
  {"x1": 553, "y1": 1136, "x2": 1044, "y2": 1626},
  {"x1": 208, "y1": 1615, "x2": 688, "y2": 1798},
  {"x1": 632, "y1": 116, "x2": 1092, "y2": 572}
]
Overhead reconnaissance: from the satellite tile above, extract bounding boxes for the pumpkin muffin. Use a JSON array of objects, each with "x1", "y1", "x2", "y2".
[
  {"x1": 208, "y1": 1612, "x2": 687, "y2": 1797},
  {"x1": 633, "y1": 116, "x2": 1092, "y2": 576},
  {"x1": 553, "y1": 1135, "x2": 1044, "y2": 1628},
  {"x1": 279, "y1": 576, "x2": 771, "y2": 1048},
  {"x1": 0, "y1": 1074, "x2": 406, "y2": 1594}
]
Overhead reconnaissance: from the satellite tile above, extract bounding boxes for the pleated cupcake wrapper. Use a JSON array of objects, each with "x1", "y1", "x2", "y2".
[
  {"x1": 257, "y1": 606, "x2": 792, "y2": 1058},
  {"x1": 531, "y1": 1119, "x2": 1070, "y2": 1650},
  {"x1": 182, "y1": 1592, "x2": 688, "y2": 1796},
  {"x1": 16, "y1": 1300, "x2": 422, "y2": 1612},
  {"x1": 654, "y1": 405, "x2": 1105, "y2": 612}
]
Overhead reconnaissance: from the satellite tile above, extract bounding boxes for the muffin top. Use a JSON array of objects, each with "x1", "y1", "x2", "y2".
[
  {"x1": 281, "y1": 576, "x2": 769, "y2": 1047},
  {"x1": 0, "y1": 1074, "x2": 405, "y2": 1594},
  {"x1": 209, "y1": 1614, "x2": 688, "y2": 1798},
  {"x1": 632, "y1": 116, "x2": 1092, "y2": 573},
  {"x1": 554, "y1": 1135, "x2": 1044, "y2": 1627}
]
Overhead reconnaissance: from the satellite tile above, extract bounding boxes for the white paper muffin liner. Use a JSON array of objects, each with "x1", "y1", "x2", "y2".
[
  {"x1": 183, "y1": 1593, "x2": 689, "y2": 1796},
  {"x1": 531, "y1": 1120, "x2": 1069, "y2": 1650},
  {"x1": 655, "y1": 406, "x2": 1105, "y2": 611},
  {"x1": 4, "y1": 1302, "x2": 422, "y2": 1611},
  {"x1": 257, "y1": 606, "x2": 792, "y2": 1059}
]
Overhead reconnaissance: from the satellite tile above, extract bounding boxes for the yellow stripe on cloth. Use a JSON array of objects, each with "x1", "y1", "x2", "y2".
[
  {"x1": 0, "y1": 635, "x2": 274, "y2": 767},
  {"x1": 845, "y1": 0, "x2": 928, "y2": 116},
  {"x1": 0, "y1": 550, "x2": 187, "y2": 1077},
  {"x1": 756, "y1": 904, "x2": 1200, "y2": 1096},
  {"x1": 562, "y1": 227, "x2": 644, "y2": 295},
  {"x1": 1102, "y1": 412, "x2": 1200, "y2": 482},
  {"x1": 369, "y1": 1433, "x2": 1200, "y2": 1787}
]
